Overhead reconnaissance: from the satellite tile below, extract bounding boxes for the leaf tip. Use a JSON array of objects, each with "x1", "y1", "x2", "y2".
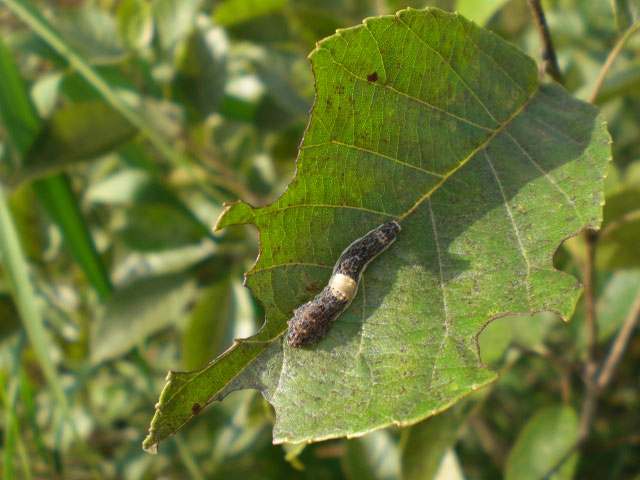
[
  {"x1": 141, "y1": 369, "x2": 179, "y2": 454},
  {"x1": 141, "y1": 437, "x2": 159, "y2": 454},
  {"x1": 214, "y1": 200, "x2": 255, "y2": 231}
]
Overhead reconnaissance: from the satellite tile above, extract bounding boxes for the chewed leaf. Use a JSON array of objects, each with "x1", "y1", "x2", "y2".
[{"x1": 143, "y1": 7, "x2": 610, "y2": 452}]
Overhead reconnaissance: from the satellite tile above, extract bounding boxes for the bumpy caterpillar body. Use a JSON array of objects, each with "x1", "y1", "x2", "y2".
[{"x1": 286, "y1": 220, "x2": 401, "y2": 347}]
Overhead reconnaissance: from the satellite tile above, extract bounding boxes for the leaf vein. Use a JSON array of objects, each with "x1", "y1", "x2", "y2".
[
  {"x1": 252, "y1": 203, "x2": 397, "y2": 220},
  {"x1": 396, "y1": 14, "x2": 500, "y2": 125},
  {"x1": 484, "y1": 151, "x2": 533, "y2": 308},
  {"x1": 504, "y1": 129, "x2": 585, "y2": 225},
  {"x1": 318, "y1": 47, "x2": 494, "y2": 133},
  {"x1": 302, "y1": 139, "x2": 444, "y2": 177},
  {"x1": 427, "y1": 198, "x2": 451, "y2": 387}
]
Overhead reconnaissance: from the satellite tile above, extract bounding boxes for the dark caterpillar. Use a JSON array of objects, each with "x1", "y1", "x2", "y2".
[{"x1": 286, "y1": 220, "x2": 401, "y2": 347}]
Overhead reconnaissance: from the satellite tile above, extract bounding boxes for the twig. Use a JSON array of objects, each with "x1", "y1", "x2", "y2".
[
  {"x1": 542, "y1": 291, "x2": 640, "y2": 478},
  {"x1": 589, "y1": 22, "x2": 640, "y2": 103},
  {"x1": 572, "y1": 229, "x2": 599, "y2": 454},
  {"x1": 583, "y1": 231, "x2": 599, "y2": 389},
  {"x1": 596, "y1": 289, "x2": 640, "y2": 389},
  {"x1": 471, "y1": 417, "x2": 507, "y2": 469},
  {"x1": 527, "y1": 0, "x2": 563, "y2": 84},
  {"x1": 542, "y1": 288, "x2": 640, "y2": 479},
  {"x1": 598, "y1": 209, "x2": 640, "y2": 242}
]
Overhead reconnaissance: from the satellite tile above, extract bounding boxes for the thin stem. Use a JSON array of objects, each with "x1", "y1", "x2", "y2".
[
  {"x1": 543, "y1": 289, "x2": 640, "y2": 478},
  {"x1": 596, "y1": 289, "x2": 640, "y2": 389},
  {"x1": 578, "y1": 230, "x2": 599, "y2": 441},
  {"x1": 589, "y1": 22, "x2": 640, "y2": 103},
  {"x1": 598, "y1": 209, "x2": 640, "y2": 242},
  {"x1": 471, "y1": 417, "x2": 507, "y2": 468},
  {"x1": 544, "y1": 266, "x2": 640, "y2": 479},
  {"x1": 527, "y1": 0, "x2": 564, "y2": 84},
  {"x1": 583, "y1": 232, "x2": 598, "y2": 380}
]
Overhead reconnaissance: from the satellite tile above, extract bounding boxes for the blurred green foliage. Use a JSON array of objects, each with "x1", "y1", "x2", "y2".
[{"x1": 0, "y1": 0, "x2": 639, "y2": 479}]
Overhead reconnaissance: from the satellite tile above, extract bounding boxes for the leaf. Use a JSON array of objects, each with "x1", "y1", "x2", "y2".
[
  {"x1": 456, "y1": 0, "x2": 511, "y2": 26},
  {"x1": 612, "y1": 0, "x2": 634, "y2": 34},
  {"x1": 173, "y1": 19, "x2": 228, "y2": 120},
  {"x1": 400, "y1": 401, "x2": 473, "y2": 480},
  {"x1": 0, "y1": 37, "x2": 112, "y2": 302},
  {"x1": 590, "y1": 59, "x2": 640, "y2": 104},
  {"x1": 342, "y1": 430, "x2": 399, "y2": 480},
  {"x1": 597, "y1": 187, "x2": 640, "y2": 269},
  {"x1": 117, "y1": 0, "x2": 154, "y2": 51},
  {"x1": 572, "y1": 269, "x2": 640, "y2": 351},
  {"x1": 213, "y1": 0, "x2": 288, "y2": 27},
  {"x1": 91, "y1": 274, "x2": 197, "y2": 363},
  {"x1": 504, "y1": 406, "x2": 579, "y2": 480},
  {"x1": 0, "y1": 39, "x2": 41, "y2": 158},
  {"x1": 33, "y1": 174, "x2": 113, "y2": 300},
  {"x1": 154, "y1": 0, "x2": 202, "y2": 51},
  {"x1": 54, "y1": 5, "x2": 125, "y2": 63},
  {"x1": 595, "y1": 269, "x2": 640, "y2": 341},
  {"x1": 182, "y1": 276, "x2": 234, "y2": 371},
  {"x1": 9, "y1": 101, "x2": 137, "y2": 186},
  {"x1": 434, "y1": 449, "x2": 465, "y2": 480},
  {"x1": 143, "y1": 7, "x2": 610, "y2": 452}
]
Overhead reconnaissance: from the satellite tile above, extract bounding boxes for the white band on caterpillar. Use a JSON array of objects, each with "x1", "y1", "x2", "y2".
[{"x1": 328, "y1": 273, "x2": 357, "y2": 302}]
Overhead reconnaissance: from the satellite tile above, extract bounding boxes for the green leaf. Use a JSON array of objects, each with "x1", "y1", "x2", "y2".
[
  {"x1": 54, "y1": 5, "x2": 125, "y2": 63},
  {"x1": 597, "y1": 188, "x2": 640, "y2": 269},
  {"x1": 213, "y1": 0, "x2": 288, "y2": 27},
  {"x1": 154, "y1": 0, "x2": 202, "y2": 50},
  {"x1": 479, "y1": 311, "x2": 558, "y2": 366},
  {"x1": 456, "y1": 0, "x2": 511, "y2": 26},
  {"x1": 572, "y1": 269, "x2": 640, "y2": 351},
  {"x1": 173, "y1": 19, "x2": 228, "y2": 120},
  {"x1": 182, "y1": 276, "x2": 234, "y2": 371},
  {"x1": 119, "y1": 203, "x2": 209, "y2": 251},
  {"x1": 2, "y1": 0, "x2": 195, "y2": 180},
  {"x1": 596, "y1": 269, "x2": 640, "y2": 341},
  {"x1": 591, "y1": 59, "x2": 640, "y2": 104},
  {"x1": 0, "y1": 38, "x2": 41, "y2": 158},
  {"x1": 0, "y1": 36, "x2": 112, "y2": 302},
  {"x1": 143, "y1": 7, "x2": 610, "y2": 452},
  {"x1": 33, "y1": 174, "x2": 113, "y2": 300},
  {"x1": 400, "y1": 402, "x2": 472, "y2": 480},
  {"x1": 504, "y1": 406, "x2": 579, "y2": 480},
  {"x1": 11, "y1": 101, "x2": 137, "y2": 186},
  {"x1": 612, "y1": 0, "x2": 634, "y2": 33},
  {"x1": 434, "y1": 449, "x2": 465, "y2": 480},
  {"x1": 91, "y1": 274, "x2": 197, "y2": 364},
  {"x1": 342, "y1": 430, "x2": 399, "y2": 480},
  {"x1": 117, "y1": 0, "x2": 154, "y2": 51},
  {"x1": 0, "y1": 182, "x2": 72, "y2": 436}
]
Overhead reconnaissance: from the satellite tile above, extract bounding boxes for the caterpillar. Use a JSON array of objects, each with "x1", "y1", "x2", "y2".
[{"x1": 286, "y1": 220, "x2": 401, "y2": 347}]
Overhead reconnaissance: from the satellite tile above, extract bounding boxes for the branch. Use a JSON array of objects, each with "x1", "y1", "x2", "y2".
[
  {"x1": 589, "y1": 22, "x2": 640, "y2": 103},
  {"x1": 542, "y1": 289, "x2": 640, "y2": 479},
  {"x1": 527, "y1": 0, "x2": 563, "y2": 84},
  {"x1": 596, "y1": 289, "x2": 640, "y2": 389},
  {"x1": 471, "y1": 417, "x2": 507, "y2": 469},
  {"x1": 583, "y1": 231, "x2": 599, "y2": 388}
]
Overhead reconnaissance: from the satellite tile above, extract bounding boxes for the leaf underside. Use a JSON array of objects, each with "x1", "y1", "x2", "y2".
[{"x1": 143, "y1": 7, "x2": 610, "y2": 452}]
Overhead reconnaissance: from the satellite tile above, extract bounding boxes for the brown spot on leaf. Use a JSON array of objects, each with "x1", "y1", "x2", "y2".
[
  {"x1": 367, "y1": 72, "x2": 379, "y2": 82},
  {"x1": 191, "y1": 403, "x2": 202, "y2": 415}
]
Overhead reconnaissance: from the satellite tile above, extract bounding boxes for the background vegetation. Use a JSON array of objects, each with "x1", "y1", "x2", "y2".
[{"x1": 0, "y1": 0, "x2": 638, "y2": 479}]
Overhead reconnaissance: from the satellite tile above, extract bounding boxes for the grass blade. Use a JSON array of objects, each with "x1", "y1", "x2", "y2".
[
  {"x1": 2, "y1": 0, "x2": 221, "y2": 203},
  {"x1": 33, "y1": 174, "x2": 113, "y2": 300}
]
